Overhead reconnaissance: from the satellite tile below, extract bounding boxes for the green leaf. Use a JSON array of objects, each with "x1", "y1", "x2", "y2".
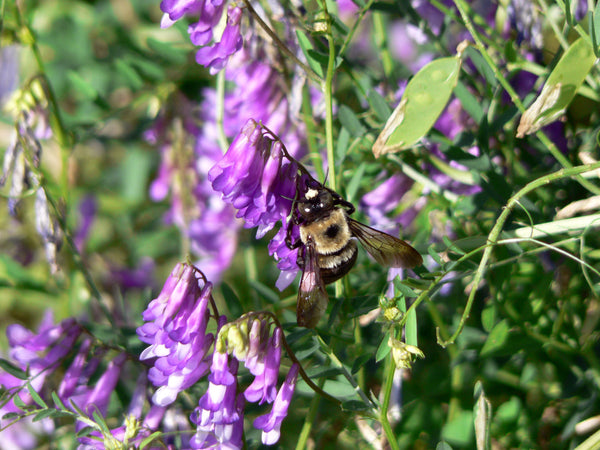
[
  {"x1": 76, "y1": 426, "x2": 96, "y2": 438},
  {"x1": 373, "y1": 52, "x2": 462, "y2": 157},
  {"x1": 295, "y1": 31, "x2": 324, "y2": 78},
  {"x1": 375, "y1": 331, "x2": 391, "y2": 362},
  {"x1": 33, "y1": 408, "x2": 58, "y2": 422},
  {"x1": 436, "y1": 442, "x2": 454, "y2": 450},
  {"x1": 27, "y1": 382, "x2": 47, "y2": 409},
  {"x1": 248, "y1": 280, "x2": 280, "y2": 304},
  {"x1": 51, "y1": 391, "x2": 67, "y2": 410},
  {"x1": 12, "y1": 393, "x2": 27, "y2": 409},
  {"x1": 368, "y1": 89, "x2": 392, "y2": 121},
  {"x1": 67, "y1": 71, "x2": 98, "y2": 100},
  {"x1": 481, "y1": 306, "x2": 496, "y2": 332},
  {"x1": 338, "y1": 105, "x2": 366, "y2": 137},
  {"x1": 220, "y1": 283, "x2": 243, "y2": 318},
  {"x1": 393, "y1": 279, "x2": 418, "y2": 298},
  {"x1": 517, "y1": 37, "x2": 597, "y2": 136},
  {"x1": 140, "y1": 431, "x2": 164, "y2": 449},
  {"x1": 0, "y1": 358, "x2": 28, "y2": 380},
  {"x1": 146, "y1": 37, "x2": 187, "y2": 65},
  {"x1": 114, "y1": 59, "x2": 144, "y2": 90},
  {"x1": 454, "y1": 81, "x2": 484, "y2": 122},
  {"x1": 442, "y1": 410, "x2": 474, "y2": 447},
  {"x1": 341, "y1": 400, "x2": 371, "y2": 412},
  {"x1": 2, "y1": 412, "x2": 21, "y2": 421},
  {"x1": 496, "y1": 396, "x2": 522, "y2": 423},
  {"x1": 345, "y1": 162, "x2": 366, "y2": 203},
  {"x1": 480, "y1": 319, "x2": 510, "y2": 356},
  {"x1": 464, "y1": 46, "x2": 496, "y2": 87},
  {"x1": 591, "y1": 0, "x2": 600, "y2": 56},
  {"x1": 351, "y1": 353, "x2": 372, "y2": 374},
  {"x1": 427, "y1": 245, "x2": 444, "y2": 265}
]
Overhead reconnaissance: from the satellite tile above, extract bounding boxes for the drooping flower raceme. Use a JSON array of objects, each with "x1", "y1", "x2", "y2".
[
  {"x1": 188, "y1": 313, "x2": 301, "y2": 448},
  {"x1": 209, "y1": 119, "x2": 302, "y2": 288},
  {"x1": 160, "y1": 0, "x2": 243, "y2": 73},
  {"x1": 137, "y1": 262, "x2": 215, "y2": 406}
]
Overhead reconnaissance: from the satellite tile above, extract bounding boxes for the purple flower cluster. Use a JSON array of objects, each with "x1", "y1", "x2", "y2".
[
  {"x1": 136, "y1": 263, "x2": 300, "y2": 447},
  {"x1": 160, "y1": 0, "x2": 243, "y2": 73},
  {"x1": 137, "y1": 263, "x2": 214, "y2": 406},
  {"x1": 0, "y1": 311, "x2": 168, "y2": 448},
  {"x1": 192, "y1": 318, "x2": 299, "y2": 447},
  {"x1": 209, "y1": 119, "x2": 303, "y2": 288}
]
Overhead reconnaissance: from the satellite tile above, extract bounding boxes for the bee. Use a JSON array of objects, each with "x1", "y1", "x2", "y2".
[{"x1": 286, "y1": 178, "x2": 423, "y2": 328}]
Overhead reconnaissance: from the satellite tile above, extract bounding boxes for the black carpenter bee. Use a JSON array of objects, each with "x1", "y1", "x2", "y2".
[{"x1": 286, "y1": 178, "x2": 423, "y2": 328}]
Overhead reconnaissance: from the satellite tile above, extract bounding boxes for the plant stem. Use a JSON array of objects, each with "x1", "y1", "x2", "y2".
[
  {"x1": 439, "y1": 161, "x2": 600, "y2": 345},
  {"x1": 380, "y1": 358, "x2": 400, "y2": 450},
  {"x1": 215, "y1": 70, "x2": 229, "y2": 152},
  {"x1": 241, "y1": 0, "x2": 321, "y2": 84}
]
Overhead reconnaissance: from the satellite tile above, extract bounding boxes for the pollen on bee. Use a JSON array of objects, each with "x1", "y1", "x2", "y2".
[{"x1": 305, "y1": 188, "x2": 318, "y2": 199}]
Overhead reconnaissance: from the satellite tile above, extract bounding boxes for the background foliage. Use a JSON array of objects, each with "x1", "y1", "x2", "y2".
[{"x1": 1, "y1": 0, "x2": 600, "y2": 448}]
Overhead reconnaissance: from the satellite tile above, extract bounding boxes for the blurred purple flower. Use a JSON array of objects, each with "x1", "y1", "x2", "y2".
[
  {"x1": 361, "y1": 173, "x2": 414, "y2": 234},
  {"x1": 253, "y1": 363, "x2": 299, "y2": 445},
  {"x1": 137, "y1": 263, "x2": 214, "y2": 406},
  {"x1": 110, "y1": 257, "x2": 157, "y2": 291},
  {"x1": 507, "y1": 0, "x2": 543, "y2": 49},
  {"x1": 0, "y1": 45, "x2": 19, "y2": 106},
  {"x1": 73, "y1": 195, "x2": 97, "y2": 253},
  {"x1": 575, "y1": 0, "x2": 588, "y2": 20},
  {"x1": 7, "y1": 312, "x2": 83, "y2": 394}
]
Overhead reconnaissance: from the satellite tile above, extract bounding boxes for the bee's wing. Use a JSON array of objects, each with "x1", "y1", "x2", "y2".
[
  {"x1": 297, "y1": 238, "x2": 329, "y2": 328},
  {"x1": 348, "y1": 219, "x2": 423, "y2": 269}
]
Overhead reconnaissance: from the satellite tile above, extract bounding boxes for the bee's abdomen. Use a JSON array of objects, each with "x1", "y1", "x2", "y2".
[{"x1": 319, "y1": 240, "x2": 358, "y2": 284}]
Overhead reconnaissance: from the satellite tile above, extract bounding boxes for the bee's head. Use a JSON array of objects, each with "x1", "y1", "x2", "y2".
[{"x1": 297, "y1": 187, "x2": 334, "y2": 219}]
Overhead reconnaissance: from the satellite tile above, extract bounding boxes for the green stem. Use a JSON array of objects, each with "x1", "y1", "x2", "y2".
[
  {"x1": 241, "y1": 0, "x2": 321, "y2": 84},
  {"x1": 380, "y1": 358, "x2": 400, "y2": 450},
  {"x1": 319, "y1": 0, "x2": 343, "y2": 301},
  {"x1": 316, "y1": 334, "x2": 377, "y2": 410},
  {"x1": 452, "y1": 0, "x2": 600, "y2": 196},
  {"x1": 17, "y1": 6, "x2": 71, "y2": 200},
  {"x1": 338, "y1": 0, "x2": 375, "y2": 59},
  {"x1": 438, "y1": 161, "x2": 600, "y2": 345},
  {"x1": 295, "y1": 379, "x2": 324, "y2": 450},
  {"x1": 215, "y1": 70, "x2": 229, "y2": 152},
  {"x1": 301, "y1": 84, "x2": 325, "y2": 181},
  {"x1": 372, "y1": 13, "x2": 394, "y2": 79}
]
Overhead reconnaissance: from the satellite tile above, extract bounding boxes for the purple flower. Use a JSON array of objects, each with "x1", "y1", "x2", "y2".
[
  {"x1": 209, "y1": 120, "x2": 303, "y2": 288},
  {"x1": 253, "y1": 363, "x2": 299, "y2": 445},
  {"x1": 159, "y1": 0, "x2": 242, "y2": 73},
  {"x1": 7, "y1": 312, "x2": 83, "y2": 396},
  {"x1": 191, "y1": 354, "x2": 244, "y2": 449},
  {"x1": 137, "y1": 263, "x2": 214, "y2": 406},
  {"x1": 507, "y1": 0, "x2": 543, "y2": 49},
  {"x1": 195, "y1": 6, "x2": 243, "y2": 74},
  {"x1": 0, "y1": 45, "x2": 19, "y2": 106},
  {"x1": 72, "y1": 353, "x2": 128, "y2": 419},
  {"x1": 73, "y1": 195, "x2": 97, "y2": 253},
  {"x1": 209, "y1": 121, "x2": 293, "y2": 222},
  {"x1": 243, "y1": 327, "x2": 281, "y2": 404},
  {"x1": 360, "y1": 173, "x2": 414, "y2": 234}
]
